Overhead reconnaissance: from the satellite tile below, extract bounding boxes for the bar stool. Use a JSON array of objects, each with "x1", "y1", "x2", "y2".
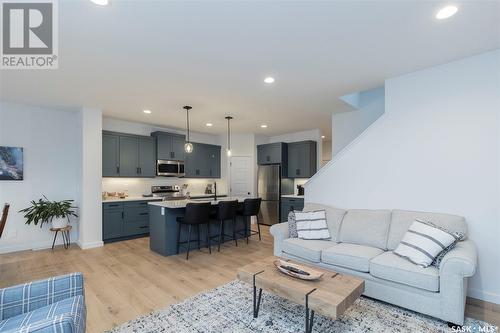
[
  {"x1": 176, "y1": 202, "x2": 212, "y2": 260},
  {"x1": 237, "y1": 198, "x2": 262, "y2": 243},
  {"x1": 211, "y1": 200, "x2": 239, "y2": 252}
]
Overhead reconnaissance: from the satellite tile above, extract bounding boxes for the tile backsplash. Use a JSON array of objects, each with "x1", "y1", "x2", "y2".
[{"x1": 102, "y1": 177, "x2": 227, "y2": 197}]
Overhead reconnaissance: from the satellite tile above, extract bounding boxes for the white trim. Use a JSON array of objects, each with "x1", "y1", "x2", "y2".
[
  {"x1": 0, "y1": 240, "x2": 71, "y2": 254},
  {"x1": 468, "y1": 288, "x2": 500, "y2": 305},
  {"x1": 76, "y1": 240, "x2": 104, "y2": 250}
]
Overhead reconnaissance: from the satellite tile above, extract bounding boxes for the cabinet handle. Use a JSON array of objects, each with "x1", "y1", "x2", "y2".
[
  {"x1": 139, "y1": 226, "x2": 148, "y2": 229},
  {"x1": 116, "y1": 166, "x2": 120, "y2": 174},
  {"x1": 137, "y1": 167, "x2": 140, "y2": 174},
  {"x1": 172, "y1": 151, "x2": 175, "y2": 158},
  {"x1": 139, "y1": 167, "x2": 142, "y2": 174},
  {"x1": 266, "y1": 156, "x2": 270, "y2": 162},
  {"x1": 296, "y1": 169, "x2": 300, "y2": 175},
  {"x1": 139, "y1": 213, "x2": 148, "y2": 216},
  {"x1": 108, "y1": 204, "x2": 119, "y2": 207},
  {"x1": 121, "y1": 211, "x2": 124, "y2": 219}
]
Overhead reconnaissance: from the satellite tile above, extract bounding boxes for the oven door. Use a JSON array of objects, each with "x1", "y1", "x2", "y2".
[{"x1": 157, "y1": 160, "x2": 180, "y2": 176}]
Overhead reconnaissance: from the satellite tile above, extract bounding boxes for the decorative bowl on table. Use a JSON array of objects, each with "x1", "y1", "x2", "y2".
[{"x1": 273, "y1": 259, "x2": 324, "y2": 281}]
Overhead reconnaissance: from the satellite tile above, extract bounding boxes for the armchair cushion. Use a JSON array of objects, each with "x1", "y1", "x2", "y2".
[
  {"x1": 0, "y1": 273, "x2": 84, "y2": 321},
  {"x1": 0, "y1": 295, "x2": 85, "y2": 333}
]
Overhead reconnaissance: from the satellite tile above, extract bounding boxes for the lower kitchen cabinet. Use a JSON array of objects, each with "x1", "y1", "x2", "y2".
[
  {"x1": 103, "y1": 200, "x2": 160, "y2": 242},
  {"x1": 280, "y1": 197, "x2": 305, "y2": 222}
]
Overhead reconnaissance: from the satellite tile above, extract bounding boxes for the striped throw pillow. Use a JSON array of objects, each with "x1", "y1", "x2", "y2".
[
  {"x1": 394, "y1": 219, "x2": 458, "y2": 267},
  {"x1": 295, "y1": 210, "x2": 330, "y2": 240}
]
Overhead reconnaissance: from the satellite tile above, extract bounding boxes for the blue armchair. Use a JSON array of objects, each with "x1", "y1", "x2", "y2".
[{"x1": 0, "y1": 273, "x2": 86, "y2": 333}]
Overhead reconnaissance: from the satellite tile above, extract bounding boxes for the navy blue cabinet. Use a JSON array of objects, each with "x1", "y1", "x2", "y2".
[
  {"x1": 280, "y1": 197, "x2": 305, "y2": 222},
  {"x1": 151, "y1": 132, "x2": 186, "y2": 161},
  {"x1": 102, "y1": 131, "x2": 156, "y2": 178},
  {"x1": 102, "y1": 134, "x2": 119, "y2": 177},
  {"x1": 287, "y1": 141, "x2": 317, "y2": 178},
  {"x1": 184, "y1": 142, "x2": 221, "y2": 178},
  {"x1": 102, "y1": 200, "x2": 159, "y2": 242}
]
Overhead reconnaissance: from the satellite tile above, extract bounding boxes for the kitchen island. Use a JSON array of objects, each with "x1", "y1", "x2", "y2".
[{"x1": 148, "y1": 197, "x2": 255, "y2": 256}]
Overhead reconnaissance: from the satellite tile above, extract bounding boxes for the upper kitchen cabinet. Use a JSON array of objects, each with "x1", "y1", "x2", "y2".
[
  {"x1": 287, "y1": 140, "x2": 317, "y2": 178},
  {"x1": 102, "y1": 133, "x2": 120, "y2": 177},
  {"x1": 151, "y1": 131, "x2": 186, "y2": 161},
  {"x1": 184, "y1": 142, "x2": 221, "y2": 178},
  {"x1": 257, "y1": 142, "x2": 288, "y2": 176},
  {"x1": 257, "y1": 142, "x2": 287, "y2": 165},
  {"x1": 102, "y1": 131, "x2": 156, "y2": 178}
]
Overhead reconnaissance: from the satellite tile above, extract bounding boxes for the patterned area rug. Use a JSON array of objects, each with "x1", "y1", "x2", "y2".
[{"x1": 108, "y1": 280, "x2": 495, "y2": 333}]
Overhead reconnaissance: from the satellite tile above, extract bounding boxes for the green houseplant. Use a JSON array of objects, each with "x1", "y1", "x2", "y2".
[{"x1": 20, "y1": 196, "x2": 78, "y2": 229}]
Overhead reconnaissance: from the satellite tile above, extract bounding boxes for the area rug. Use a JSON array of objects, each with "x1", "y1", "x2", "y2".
[{"x1": 108, "y1": 280, "x2": 496, "y2": 333}]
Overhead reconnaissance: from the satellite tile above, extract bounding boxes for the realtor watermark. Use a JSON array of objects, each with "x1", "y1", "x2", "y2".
[
  {"x1": 1, "y1": 0, "x2": 58, "y2": 69},
  {"x1": 451, "y1": 324, "x2": 498, "y2": 333}
]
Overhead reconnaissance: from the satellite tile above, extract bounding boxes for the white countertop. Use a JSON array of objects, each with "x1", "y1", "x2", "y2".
[
  {"x1": 281, "y1": 195, "x2": 305, "y2": 199},
  {"x1": 103, "y1": 196, "x2": 163, "y2": 203},
  {"x1": 148, "y1": 196, "x2": 252, "y2": 209}
]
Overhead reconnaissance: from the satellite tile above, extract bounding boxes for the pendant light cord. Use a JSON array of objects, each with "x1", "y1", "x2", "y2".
[
  {"x1": 227, "y1": 117, "x2": 230, "y2": 151},
  {"x1": 186, "y1": 108, "x2": 190, "y2": 142}
]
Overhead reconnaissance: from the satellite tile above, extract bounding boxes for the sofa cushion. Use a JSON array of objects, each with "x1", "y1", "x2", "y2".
[
  {"x1": 321, "y1": 243, "x2": 384, "y2": 272},
  {"x1": 0, "y1": 295, "x2": 86, "y2": 332},
  {"x1": 282, "y1": 238, "x2": 335, "y2": 262},
  {"x1": 339, "y1": 209, "x2": 391, "y2": 250},
  {"x1": 370, "y1": 251, "x2": 439, "y2": 292},
  {"x1": 303, "y1": 203, "x2": 346, "y2": 242},
  {"x1": 387, "y1": 210, "x2": 467, "y2": 250}
]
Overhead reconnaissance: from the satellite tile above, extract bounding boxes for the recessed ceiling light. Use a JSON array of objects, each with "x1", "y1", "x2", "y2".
[
  {"x1": 206, "y1": 123, "x2": 213, "y2": 127},
  {"x1": 321, "y1": 135, "x2": 326, "y2": 139},
  {"x1": 143, "y1": 109, "x2": 152, "y2": 114},
  {"x1": 90, "y1": 0, "x2": 109, "y2": 5},
  {"x1": 261, "y1": 124, "x2": 268, "y2": 128},
  {"x1": 436, "y1": 5, "x2": 458, "y2": 20},
  {"x1": 264, "y1": 77, "x2": 275, "y2": 84}
]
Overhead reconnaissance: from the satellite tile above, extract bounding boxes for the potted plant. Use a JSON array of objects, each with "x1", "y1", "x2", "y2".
[{"x1": 20, "y1": 196, "x2": 78, "y2": 229}]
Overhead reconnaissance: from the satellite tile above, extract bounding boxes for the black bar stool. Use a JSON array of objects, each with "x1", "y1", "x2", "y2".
[
  {"x1": 176, "y1": 202, "x2": 212, "y2": 260},
  {"x1": 237, "y1": 198, "x2": 262, "y2": 243},
  {"x1": 211, "y1": 200, "x2": 239, "y2": 252}
]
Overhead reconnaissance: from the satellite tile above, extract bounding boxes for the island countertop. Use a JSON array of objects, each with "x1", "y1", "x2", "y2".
[{"x1": 148, "y1": 196, "x2": 254, "y2": 209}]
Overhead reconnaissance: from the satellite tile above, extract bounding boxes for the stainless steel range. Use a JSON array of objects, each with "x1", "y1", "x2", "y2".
[{"x1": 151, "y1": 185, "x2": 186, "y2": 201}]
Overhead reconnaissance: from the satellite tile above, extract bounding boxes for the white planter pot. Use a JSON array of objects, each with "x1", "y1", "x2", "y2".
[{"x1": 51, "y1": 217, "x2": 68, "y2": 229}]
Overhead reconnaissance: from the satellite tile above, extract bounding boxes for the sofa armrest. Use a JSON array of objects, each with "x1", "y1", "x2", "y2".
[
  {"x1": 270, "y1": 222, "x2": 290, "y2": 257},
  {"x1": 439, "y1": 240, "x2": 477, "y2": 277},
  {"x1": 0, "y1": 272, "x2": 84, "y2": 321}
]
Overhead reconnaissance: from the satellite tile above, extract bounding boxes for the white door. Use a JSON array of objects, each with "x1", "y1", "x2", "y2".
[{"x1": 230, "y1": 156, "x2": 253, "y2": 198}]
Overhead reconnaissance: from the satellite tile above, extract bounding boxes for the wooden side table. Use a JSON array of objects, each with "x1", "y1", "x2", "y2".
[{"x1": 50, "y1": 225, "x2": 72, "y2": 250}]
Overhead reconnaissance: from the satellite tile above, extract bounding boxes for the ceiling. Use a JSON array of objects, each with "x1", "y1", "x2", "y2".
[{"x1": 1, "y1": 1, "x2": 499, "y2": 136}]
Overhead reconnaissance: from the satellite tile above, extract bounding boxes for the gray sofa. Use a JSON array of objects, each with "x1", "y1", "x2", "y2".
[{"x1": 270, "y1": 203, "x2": 477, "y2": 325}]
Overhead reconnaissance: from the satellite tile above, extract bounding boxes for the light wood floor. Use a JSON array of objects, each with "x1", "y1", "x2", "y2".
[{"x1": 0, "y1": 226, "x2": 498, "y2": 332}]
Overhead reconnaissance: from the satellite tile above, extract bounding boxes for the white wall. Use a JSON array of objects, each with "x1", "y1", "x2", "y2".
[
  {"x1": 306, "y1": 50, "x2": 500, "y2": 303},
  {"x1": 77, "y1": 108, "x2": 103, "y2": 250},
  {"x1": 333, "y1": 86, "x2": 385, "y2": 156},
  {"x1": 0, "y1": 103, "x2": 80, "y2": 253}
]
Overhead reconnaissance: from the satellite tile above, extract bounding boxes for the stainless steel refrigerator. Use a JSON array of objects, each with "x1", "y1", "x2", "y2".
[{"x1": 257, "y1": 165, "x2": 293, "y2": 225}]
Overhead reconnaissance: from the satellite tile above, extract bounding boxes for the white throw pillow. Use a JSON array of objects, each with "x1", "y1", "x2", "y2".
[
  {"x1": 394, "y1": 219, "x2": 458, "y2": 268},
  {"x1": 295, "y1": 210, "x2": 330, "y2": 240}
]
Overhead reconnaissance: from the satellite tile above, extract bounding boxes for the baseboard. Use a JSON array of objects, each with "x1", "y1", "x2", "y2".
[
  {"x1": 76, "y1": 240, "x2": 104, "y2": 250},
  {"x1": 0, "y1": 239, "x2": 70, "y2": 254},
  {"x1": 468, "y1": 288, "x2": 500, "y2": 305}
]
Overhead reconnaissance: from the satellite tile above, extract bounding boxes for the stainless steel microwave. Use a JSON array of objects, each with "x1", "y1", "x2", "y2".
[{"x1": 157, "y1": 160, "x2": 185, "y2": 177}]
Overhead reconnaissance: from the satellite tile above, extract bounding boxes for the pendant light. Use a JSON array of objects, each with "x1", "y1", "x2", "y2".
[
  {"x1": 183, "y1": 106, "x2": 193, "y2": 153},
  {"x1": 225, "y1": 116, "x2": 233, "y2": 156}
]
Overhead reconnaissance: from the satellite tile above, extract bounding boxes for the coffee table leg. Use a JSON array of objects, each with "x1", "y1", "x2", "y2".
[
  {"x1": 253, "y1": 286, "x2": 262, "y2": 318},
  {"x1": 305, "y1": 289, "x2": 316, "y2": 333}
]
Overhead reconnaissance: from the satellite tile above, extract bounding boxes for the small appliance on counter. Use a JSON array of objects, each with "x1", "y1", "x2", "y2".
[
  {"x1": 297, "y1": 185, "x2": 305, "y2": 196},
  {"x1": 151, "y1": 185, "x2": 186, "y2": 201}
]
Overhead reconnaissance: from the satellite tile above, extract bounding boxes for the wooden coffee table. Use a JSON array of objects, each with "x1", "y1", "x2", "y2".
[{"x1": 237, "y1": 257, "x2": 365, "y2": 333}]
